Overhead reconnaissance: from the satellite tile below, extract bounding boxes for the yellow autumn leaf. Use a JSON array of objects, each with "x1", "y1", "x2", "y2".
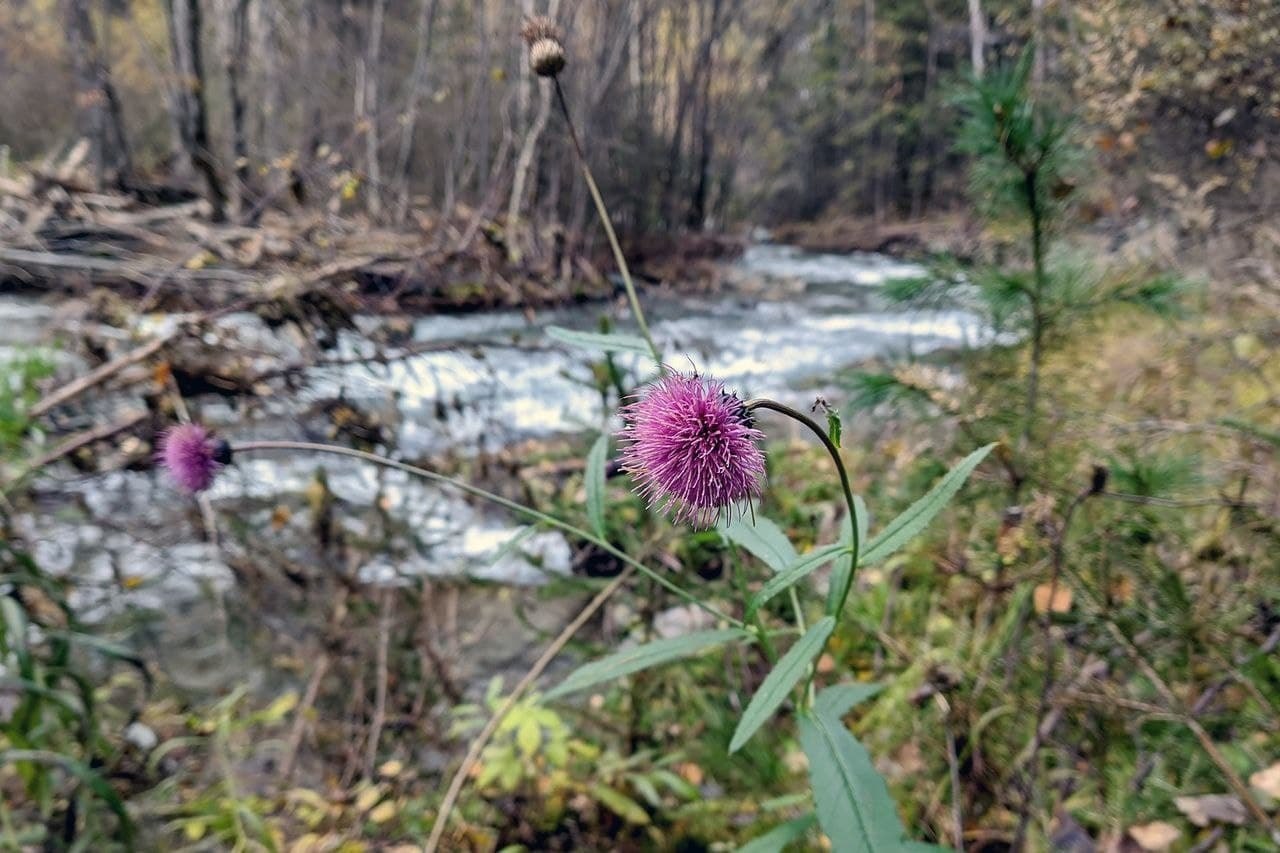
[
  {"x1": 354, "y1": 784, "x2": 383, "y2": 813},
  {"x1": 369, "y1": 800, "x2": 398, "y2": 824}
]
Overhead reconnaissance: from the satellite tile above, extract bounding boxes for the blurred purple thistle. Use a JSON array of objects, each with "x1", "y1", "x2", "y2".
[
  {"x1": 158, "y1": 423, "x2": 230, "y2": 493},
  {"x1": 618, "y1": 372, "x2": 766, "y2": 527}
]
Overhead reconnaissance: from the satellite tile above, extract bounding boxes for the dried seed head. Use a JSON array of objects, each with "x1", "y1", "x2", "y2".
[
  {"x1": 529, "y1": 38, "x2": 567, "y2": 77},
  {"x1": 520, "y1": 16, "x2": 561, "y2": 46},
  {"x1": 521, "y1": 17, "x2": 566, "y2": 77}
]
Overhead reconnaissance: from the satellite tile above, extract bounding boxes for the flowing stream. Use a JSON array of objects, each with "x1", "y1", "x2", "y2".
[{"x1": 4, "y1": 244, "x2": 990, "y2": 605}]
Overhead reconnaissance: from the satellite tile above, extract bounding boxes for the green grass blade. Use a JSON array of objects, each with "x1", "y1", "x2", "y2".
[
  {"x1": 737, "y1": 813, "x2": 817, "y2": 852},
  {"x1": 0, "y1": 749, "x2": 133, "y2": 842}
]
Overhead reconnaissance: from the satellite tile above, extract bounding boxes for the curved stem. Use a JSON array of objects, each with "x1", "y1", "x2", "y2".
[
  {"x1": 553, "y1": 79, "x2": 662, "y2": 367},
  {"x1": 746, "y1": 398, "x2": 861, "y2": 602},
  {"x1": 230, "y1": 440, "x2": 736, "y2": 627}
]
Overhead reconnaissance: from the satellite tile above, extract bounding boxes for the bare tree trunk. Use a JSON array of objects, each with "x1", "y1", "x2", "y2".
[
  {"x1": 866, "y1": 0, "x2": 885, "y2": 225},
  {"x1": 911, "y1": 0, "x2": 939, "y2": 219},
  {"x1": 360, "y1": 0, "x2": 388, "y2": 219},
  {"x1": 62, "y1": 0, "x2": 133, "y2": 187},
  {"x1": 166, "y1": 0, "x2": 227, "y2": 220},
  {"x1": 394, "y1": 0, "x2": 442, "y2": 223},
  {"x1": 967, "y1": 0, "x2": 985, "y2": 77},
  {"x1": 687, "y1": 0, "x2": 724, "y2": 229},
  {"x1": 1032, "y1": 0, "x2": 1046, "y2": 86},
  {"x1": 225, "y1": 0, "x2": 252, "y2": 210}
]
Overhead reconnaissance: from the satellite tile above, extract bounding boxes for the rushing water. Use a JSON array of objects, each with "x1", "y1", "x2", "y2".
[{"x1": 4, "y1": 244, "x2": 990, "y2": 598}]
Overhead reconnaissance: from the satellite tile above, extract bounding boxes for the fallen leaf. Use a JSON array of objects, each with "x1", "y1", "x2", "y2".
[
  {"x1": 1174, "y1": 793, "x2": 1246, "y2": 826},
  {"x1": 1250, "y1": 761, "x2": 1280, "y2": 801},
  {"x1": 677, "y1": 762, "x2": 703, "y2": 786},
  {"x1": 369, "y1": 800, "x2": 398, "y2": 823},
  {"x1": 1128, "y1": 821, "x2": 1180, "y2": 851},
  {"x1": 1034, "y1": 583, "x2": 1073, "y2": 614}
]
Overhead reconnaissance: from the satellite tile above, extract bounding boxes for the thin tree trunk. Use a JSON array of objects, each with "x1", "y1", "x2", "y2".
[
  {"x1": 967, "y1": 0, "x2": 985, "y2": 77},
  {"x1": 225, "y1": 0, "x2": 252, "y2": 210},
  {"x1": 507, "y1": 0, "x2": 563, "y2": 259},
  {"x1": 866, "y1": 0, "x2": 885, "y2": 224},
  {"x1": 63, "y1": 0, "x2": 133, "y2": 187},
  {"x1": 1032, "y1": 0, "x2": 1046, "y2": 86},
  {"x1": 393, "y1": 0, "x2": 442, "y2": 223},
  {"x1": 360, "y1": 0, "x2": 388, "y2": 219},
  {"x1": 687, "y1": 0, "x2": 724, "y2": 229},
  {"x1": 166, "y1": 0, "x2": 227, "y2": 220},
  {"x1": 911, "y1": 0, "x2": 938, "y2": 219}
]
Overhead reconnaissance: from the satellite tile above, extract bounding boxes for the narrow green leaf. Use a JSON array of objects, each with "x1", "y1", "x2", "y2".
[
  {"x1": 798, "y1": 710, "x2": 907, "y2": 853},
  {"x1": 546, "y1": 326, "x2": 653, "y2": 358},
  {"x1": 748, "y1": 545, "x2": 846, "y2": 618},
  {"x1": 730, "y1": 617, "x2": 835, "y2": 753},
  {"x1": 591, "y1": 783, "x2": 652, "y2": 825},
  {"x1": 585, "y1": 433, "x2": 608, "y2": 538},
  {"x1": 854, "y1": 494, "x2": 869, "y2": 548},
  {"x1": 719, "y1": 514, "x2": 798, "y2": 574},
  {"x1": 546, "y1": 629, "x2": 747, "y2": 700},
  {"x1": 737, "y1": 813, "x2": 818, "y2": 853},
  {"x1": 0, "y1": 596, "x2": 28, "y2": 653},
  {"x1": 814, "y1": 683, "x2": 883, "y2": 719},
  {"x1": 860, "y1": 444, "x2": 996, "y2": 566},
  {"x1": 826, "y1": 410, "x2": 842, "y2": 448},
  {"x1": 0, "y1": 750, "x2": 133, "y2": 841}
]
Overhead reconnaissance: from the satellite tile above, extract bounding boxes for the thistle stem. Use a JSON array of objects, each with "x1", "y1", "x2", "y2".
[
  {"x1": 553, "y1": 79, "x2": 663, "y2": 367},
  {"x1": 745, "y1": 398, "x2": 861, "y2": 609},
  {"x1": 230, "y1": 440, "x2": 737, "y2": 627}
]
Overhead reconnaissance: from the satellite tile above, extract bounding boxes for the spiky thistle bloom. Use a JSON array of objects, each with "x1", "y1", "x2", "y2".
[
  {"x1": 520, "y1": 16, "x2": 566, "y2": 77},
  {"x1": 158, "y1": 424, "x2": 231, "y2": 493},
  {"x1": 618, "y1": 373, "x2": 766, "y2": 527}
]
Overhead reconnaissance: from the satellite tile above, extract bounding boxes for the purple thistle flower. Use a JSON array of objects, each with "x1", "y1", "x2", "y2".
[
  {"x1": 158, "y1": 424, "x2": 230, "y2": 493},
  {"x1": 618, "y1": 372, "x2": 766, "y2": 527}
]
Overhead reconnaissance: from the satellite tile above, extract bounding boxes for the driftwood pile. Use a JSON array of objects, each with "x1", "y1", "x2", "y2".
[{"x1": 0, "y1": 143, "x2": 609, "y2": 315}]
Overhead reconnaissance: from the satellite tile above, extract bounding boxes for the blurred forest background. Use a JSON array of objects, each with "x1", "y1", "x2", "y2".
[
  {"x1": 2, "y1": 0, "x2": 1280, "y2": 851},
  {"x1": 2, "y1": 0, "x2": 1275, "y2": 244}
]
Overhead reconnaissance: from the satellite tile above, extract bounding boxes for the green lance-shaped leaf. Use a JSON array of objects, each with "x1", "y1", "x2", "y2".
[
  {"x1": 747, "y1": 544, "x2": 847, "y2": 619},
  {"x1": 859, "y1": 443, "x2": 996, "y2": 567},
  {"x1": 546, "y1": 326, "x2": 654, "y2": 358},
  {"x1": 798, "y1": 710, "x2": 908, "y2": 853},
  {"x1": 585, "y1": 433, "x2": 609, "y2": 538},
  {"x1": 814, "y1": 682, "x2": 883, "y2": 719},
  {"x1": 737, "y1": 813, "x2": 818, "y2": 853},
  {"x1": 730, "y1": 617, "x2": 835, "y2": 753},
  {"x1": 719, "y1": 513, "x2": 799, "y2": 575},
  {"x1": 546, "y1": 629, "x2": 748, "y2": 700}
]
